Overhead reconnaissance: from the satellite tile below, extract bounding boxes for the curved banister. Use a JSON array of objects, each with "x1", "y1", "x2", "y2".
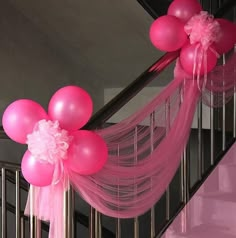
[
  {"x1": 0, "y1": 1, "x2": 235, "y2": 237},
  {"x1": 0, "y1": 161, "x2": 21, "y2": 170}
]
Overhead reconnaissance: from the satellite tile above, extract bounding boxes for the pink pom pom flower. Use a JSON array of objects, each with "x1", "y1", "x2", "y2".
[
  {"x1": 185, "y1": 11, "x2": 221, "y2": 50},
  {"x1": 27, "y1": 119, "x2": 73, "y2": 164}
]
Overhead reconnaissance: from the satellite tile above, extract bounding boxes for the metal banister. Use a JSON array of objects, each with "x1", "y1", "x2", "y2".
[
  {"x1": 0, "y1": 164, "x2": 115, "y2": 237},
  {"x1": 0, "y1": 1, "x2": 236, "y2": 238}
]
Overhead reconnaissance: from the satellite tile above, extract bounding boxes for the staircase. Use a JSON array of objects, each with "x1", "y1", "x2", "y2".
[
  {"x1": 0, "y1": 0, "x2": 236, "y2": 237},
  {"x1": 163, "y1": 142, "x2": 236, "y2": 237}
]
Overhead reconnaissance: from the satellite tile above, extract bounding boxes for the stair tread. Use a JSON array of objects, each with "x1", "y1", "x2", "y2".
[
  {"x1": 197, "y1": 191, "x2": 236, "y2": 202},
  {"x1": 219, "y1": 162, "x2": 236, "y2": 167},
  {"x1": 165, "y1": 224, "x2": 236, "y2": 238}
]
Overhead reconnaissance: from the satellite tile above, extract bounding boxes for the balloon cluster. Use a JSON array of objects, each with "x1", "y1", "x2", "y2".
[
  {"x1": 2, "y1": 86, "x2": 108, "y2": 187},
  {"x1": 149, "y1": 0, "x2": 236, "y2": 76}
]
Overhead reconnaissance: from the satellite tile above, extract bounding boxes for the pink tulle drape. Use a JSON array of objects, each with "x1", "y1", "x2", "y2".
[
  {"x1": 69, "y1": 77, "x2": 200, "y2": 218},
  {"x1": 203, "y1": 52, "x2": 236, "y2": 107},
  {"x1": 25, "y1": 51, "x2": 236, "y2": 238},
  {"x1": 69, "y1": 51, "x2": 236, "y2": 218},
  {"x1": 25, "y1": 173, "x2": 69, "y2": 238},
  {"x1": 20, "y1": 3, "x2": 236, "y2": 237}
]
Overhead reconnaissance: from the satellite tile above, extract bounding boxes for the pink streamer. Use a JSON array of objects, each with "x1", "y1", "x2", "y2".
[
  {"x1": 184, "y1": 11, "x2": 221, "y2": 91},
  {"x1": 25, "y1": 165, "x2": 69, "y2": 238}
]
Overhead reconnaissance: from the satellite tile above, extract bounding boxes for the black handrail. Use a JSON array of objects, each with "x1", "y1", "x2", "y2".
[
  {"x1": 0, "y1": 1, "x2": 235, "y2": 237},
  {"x1": 0, "y1": 3, "x2": 233, "y2": 135},
  {"x1": 0, "y1": 51, "x2": 179, "y2": 134},
  {"x1": 84, "y1": 51, "x2": 179, "y2": 129}
]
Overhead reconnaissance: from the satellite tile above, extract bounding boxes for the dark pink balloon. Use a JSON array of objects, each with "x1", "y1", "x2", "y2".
[
  {"x1": 180, "y1": 43, "x2": 217, "y2": 76},
  {"x1": 149, "y1": 15, "x2": 187, "y2": 52},
  {"x1": 213, "y1": 18, "x2": 236, "y2": 54},
  {"x1": 2, "y1": 99, "x2": 48, "y2": 144},
  {"x1": 65, "y1": 130, "x2": 108, "y2": 175},
  {"x1": 21, "y1": 150, "x2": 55, "y2": 187},
  {"x1": 48, "y1": 86, "x2": 93, "y2": 131},
  {"x1": 168, "y1": 0, "x2": 202, "y2": 23},
  {"x1": 235, "y1": 23, "x2": 236, "y2": 42}
]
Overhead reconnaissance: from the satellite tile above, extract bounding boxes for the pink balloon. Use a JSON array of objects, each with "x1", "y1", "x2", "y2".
[
  {"x1": 21, "y1": 150, "x2": 55, "y2": 187},
  {"x1": 48, "y1": 86, "x2": 93, "y2": 131},
  {"x1": 180, "y1": 43, "x2": 217, "y2": 76},
  {"x1": 168, "y1": 0, "x2": 202, "y2": 23},
  {"x1": 213, "y1": 18, "x2": 236, "y2": 54},
  {"x1": 149, "y1": 15, "x2": 187, "y2": 52},
  {"x1": 65, "y1": 130, "x2": 108, "y2": 175},
  {"x1": 235, "y1": 23, "x2": 236, "y2": 42},
  {"x1": 2, "y1": 99, "x2": 48, "y2": 144}
]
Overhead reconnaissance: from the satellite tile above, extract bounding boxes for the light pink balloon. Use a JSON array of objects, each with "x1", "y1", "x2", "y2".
[
  {"x1": 2, "y1": 99, "x2": 48, "y2": 144},
  {"x1": 213, "y1": 18, "x2": 236, "y2": 54},
  {"x1": 149, "y1": 15, "x2": 187, "y2": 52},
  {"x1": 21, "y1": 150, "x2": 55, "y2": 187},
  {"x1": 168, "y1": 0, "x2": 202, "y2": 23},
  {"x1": 48, "y1": 86, "x2": 93, "y2": 131},
  {"x1": 65, "y1": 130, "x2": 108, "y2": 175},
  {"x1": 180, "y1": 43, "x2": 217, "y2": 76}
]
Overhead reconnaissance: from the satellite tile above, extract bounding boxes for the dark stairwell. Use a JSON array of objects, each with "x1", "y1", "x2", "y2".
[{"x1": 0, "y1": 0, "x2": 236, "y2": 237}]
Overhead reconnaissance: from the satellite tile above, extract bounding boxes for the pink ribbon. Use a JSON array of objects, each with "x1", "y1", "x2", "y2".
[
  {"x1": 25, "y1": 165, "x2": 69, "y2": 238},
  {"x1": 25, "y1": 120, "x2": 71, "y2": 238}
]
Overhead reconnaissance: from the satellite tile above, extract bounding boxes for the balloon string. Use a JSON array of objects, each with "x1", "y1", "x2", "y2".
[
  {"x1": 197, "y1": 47, "x2": 203, "y2": 91},
  {"x1": 193, "y1": 44, "x2": 210, "y2": 91},
  {"x1": 201, "y1": 46, "x2": 220, "y2": 92},
  {"x1": 53, "y1": 160, "x2": 65, "y2": 185},
  {"x1": 209, "y1": 46, "x2": 220, "y2": 59},
  {"x1": 202, "y1": 52, "x2": 208, "y2": 91},
  {"x1": 192, "y1": 43, "x2": 205, "y2": 91},
  {"x1": 192, "y1": 43, "x2": 199, "y2": 83},
  {"x1": 201, "y1": 46, "x2": 221, "y2": 92}
]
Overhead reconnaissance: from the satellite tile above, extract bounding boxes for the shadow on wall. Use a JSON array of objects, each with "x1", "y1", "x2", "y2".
[
  {"x1": 0, "y1": 3, "x2": 104, "y2": 237},
  {"x1": 0, "y1": 1, "x2": 105, "y2": 122}
]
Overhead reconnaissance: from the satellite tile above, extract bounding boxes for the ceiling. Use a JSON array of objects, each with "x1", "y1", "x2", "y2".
[{"x1": 7, "y1": 0, "x2": 165, "y2": 88}]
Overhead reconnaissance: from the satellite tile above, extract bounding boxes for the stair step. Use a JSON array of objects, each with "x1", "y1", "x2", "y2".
[
  {"x1": 220, "y1": 145, "x2": 236, "y2": 165},
  {"x1": 163, "y1": 143, "x2": 236, "y2": 238},
  {"x1": 197, "y1": 167, "x2": 219, "y2": 193},
  {"x1": 198, "y1": 191, "x2": 236, "y2": 202},
  {"x1": 163, "y1": 223, "x2": 236, "y2": 238},
  {"x1": 218, "y1": 163, "x2": 236, "y2": 193},
  {"x1": 191, "y1": 191, "x2": 236, "y2": 228}
]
